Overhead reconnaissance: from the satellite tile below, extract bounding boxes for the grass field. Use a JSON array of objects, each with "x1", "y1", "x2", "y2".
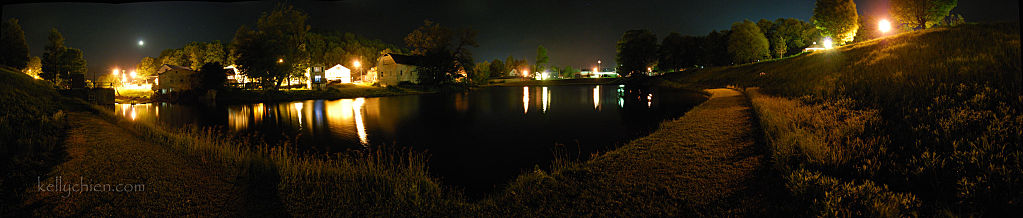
[{"x1": 663, "y1": 23, "x2": 1021, "y2": 215}]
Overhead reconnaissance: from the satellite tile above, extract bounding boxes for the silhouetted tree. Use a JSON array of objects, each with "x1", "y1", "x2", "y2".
[
  {"x1": 196, "y1": 62, "x2": 228, "y2": 91},
  {"x1": 488, "y1": 59, "x2": 507, "y2": 78},
  {"x1": 727, "y1": 20, "x2": 770, "y2": 64},
  {"x1": 658, "y1": 32, "x2": 686, "y2": 72},
  {"x1": 891, "y1": 0, "x2": 958, "y2": 30},
  {"x1": 772, "y1": 18, "x2": 820, "y2": 56},
  {"x1": 40, "y1": 28, "x2": 87, "y2": 83},
  {"x1": 701, "y1": 30, "x2": 732, "y2": 66},
  {"x1": 231, "y1": 4, "x2": 310, "y2": 90},
  {"x1": 404, "y1": 20, "x2": 477, "y2": 85},
  {"x1": 812, "y1": 0, "x2": 859, "y2": 44},
  {"x1": 1, "y1": 18, "x2": 29, "y2": 69},
  {"x1": 535, "y1": 45, "x2": 549, "y2": 73},
  {"x1": 615, "y1": 29, "x2": 658, "y2": 77}
]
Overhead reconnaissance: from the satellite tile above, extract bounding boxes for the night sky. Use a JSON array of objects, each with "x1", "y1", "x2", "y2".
[{"x1": 2, "y1": 0, "x2": 1018, "y2": 77}]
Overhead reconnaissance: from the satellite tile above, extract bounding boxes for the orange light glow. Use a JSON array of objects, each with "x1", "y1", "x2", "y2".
[{"x1": 879, "y1": 19, "x2": 892, "y2": 33}]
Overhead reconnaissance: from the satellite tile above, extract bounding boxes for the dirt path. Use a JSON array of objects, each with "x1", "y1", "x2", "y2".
[
  {"x1": 22, "y1": 112, "x2": 238, "y2": 216},
  {"x1": 496, "y1": 88, "x2": 782, "y2": 216}
]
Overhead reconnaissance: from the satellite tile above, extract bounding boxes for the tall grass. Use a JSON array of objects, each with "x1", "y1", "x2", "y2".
[
  {"x1": 673, "y1": 23, "x2": 1021, "y2": 215},
  {"x1": 0, "y1": 67, "x2": 69, "y2": 215},
  {"x1": 85, "y1": 104, "x2": 456, "y2": 216}
]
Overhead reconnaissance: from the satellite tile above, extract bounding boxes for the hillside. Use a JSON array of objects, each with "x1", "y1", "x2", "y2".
[{"x1": 663, "y1": 23, "x2": 1021, "y2": 215}]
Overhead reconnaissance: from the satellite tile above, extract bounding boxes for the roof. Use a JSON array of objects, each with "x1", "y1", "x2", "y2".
[
  {"x1": 158, "y1": 64, "x2": 196, "y2": 75},
  {"x1": 387, "y1": 53, "x2": 425, "y2": 66}
]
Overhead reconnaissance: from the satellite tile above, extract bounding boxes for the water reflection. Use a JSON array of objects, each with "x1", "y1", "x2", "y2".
[
  {"x1": 522, "y1": 86, "x2": 529, "y2": 114},
  {"x1": 112, "y1": 85, "x2": 707, "y2": 197},
  {"x1": 542, "y1": 86, "x2": 550, "y2": 113}
]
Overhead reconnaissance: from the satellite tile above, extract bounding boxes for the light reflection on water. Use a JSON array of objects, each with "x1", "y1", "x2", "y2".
[{"x1": 112, "y1": 85, "x2": 704, "y2": 197}]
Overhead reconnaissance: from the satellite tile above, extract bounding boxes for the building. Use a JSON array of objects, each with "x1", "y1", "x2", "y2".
[
  {"x1": 153, "y1": 64, "x2": 197, "y2": 94},
  {"x1": 376, "y1": 53, "x2": 422, "y2": 86},
  {"x1": 323, "y1": 64, "x2": 352, "y2": 83}
]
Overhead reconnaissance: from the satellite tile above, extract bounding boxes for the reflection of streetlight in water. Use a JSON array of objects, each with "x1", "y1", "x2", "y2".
[
  {"x1": 593, "y1": 85, "x2": 600, "y2": 110},
  {"x1": 522, "y1": 86, "x2": 529, "y2": 114},
  {"x1": 353, "y1": 98, "x2": 368, "y2": 145}
]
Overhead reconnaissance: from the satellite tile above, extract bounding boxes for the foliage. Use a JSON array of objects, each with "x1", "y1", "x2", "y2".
[
  {"x1": 39, "y1": 28, "x2": 87, "y2": 85},
  {"x1": 470, "y1": 60, "x2": 490, "y2": 84},
  {"x1": 727, "y1": 20, "x2": 770, "y2": 64},
  {"x1": 535, "y1": 45, "x2": 549, "y2": 72},
  {"x1": 772, "y1": 18, "x2": 820, "y2": 56},
  {"x1": 852, "y1": 15, "x2": 883, "y2": 43},
  {"x1": 657, "y1": 32, "x2": 687, "y2": 72},
  {"x1": 891, "y1": 0, "x2": 958, "y2": 30},
  {"x1": 615, "y1": 29, "x2": 658, "y2": 77},
  {"x1": 559, "y1": 66, "x2": 580, "y2": 78},
  {"x1": 669, "y1": 23, "x2": 1022, "y2": 215},
  {"x1": 136, "y1": 57, "x2": 158, "y2": 78},
  {"x1": 770, "y1": 35, "x2": 787, "y2": 58},
  {"x1": 404, "y1": 20, "x2": 477, "y2": 86},
  {"x1": 231, "y1": 4, "x2": 310, "y2": 90},
  {"x1": 196, "y1": 62, "x2": 228, "y2": 91},
  {"x1": 701, "y1": 30, "x2": 732, "y2": 66},
  {"x1": 22, "y1": 56, "x2": 41, "y2": 78},
  {"x1": 1, "y1": 18, "x2": 30, "y2": 69},
  {"x1": 0, "y1": 67, "x2": 67, "y2": 215},
  {"x1": 812, "y1": 0, "x2": 859, "y2": 44},
  {"x1": 488, "y1": 59, "x2": 507, "y2": 78},
  {"x1": 317, "y1": 32, "x2": 402, "y2": 70},
  {"x1": 505, "y1": 56, "x2": 528, "y2": 76}
]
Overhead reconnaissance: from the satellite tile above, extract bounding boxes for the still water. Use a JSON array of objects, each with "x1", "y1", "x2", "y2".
[{"x1": 115, "y1": 85, "x2": 707, "y2": 195}]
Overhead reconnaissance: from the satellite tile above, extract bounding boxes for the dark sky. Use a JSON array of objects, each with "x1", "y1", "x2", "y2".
[{"x1": 3, "y1": 0, "x2": 1019, "y2": 76}]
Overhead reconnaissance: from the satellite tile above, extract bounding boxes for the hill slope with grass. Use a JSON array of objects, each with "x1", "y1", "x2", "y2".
[
  {"x1": 663, "y1": 23, "x2": 1021, "y2": 215},
  {"x1": 0, "y1": 67, "x2": 70, "y2": 215}
]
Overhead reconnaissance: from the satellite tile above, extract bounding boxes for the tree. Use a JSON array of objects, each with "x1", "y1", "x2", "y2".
[
  {"x1": 231, "y1": 4, "x2": 310, "y2": 90},
  {"x1": 403, "y1": 20, "x2": 477, "y2": 85},
  {"x1": 812, "y1": 0, "x2": 859, "y2": 44},
  {"x1": 770, "y1": 35, "x2": 787, "y2": 58},
  {"x1": 196, "y1": 62, "x2": 228, "y2": 91},
  {"x1": 488, "y1": 59, "x2": 507, "y2": 78},
  {"x1": 39, "y1": 28, "x2": 85, "y2": 83},
  {"x1": 658, "y1": 32, "x2": 686, "y2": 72},
  {"x1": 22, "y1": 56, "x2": 41, "y2": 78},
  {"x1": 535, "y1": 45, "x2": 549, "y2": 72},
  {"x1": 204, "y1": 41, "x2": 227, "y2": 66},
  {"x1": 772, "y1": 18, "x2": 819, "y2": 56},
  {"x1": 615, "y1": 29, "x2": 658, "y2": 77},
  {"x1": 137, "y1": 57, "x2": 158, "y2": 78},
  {"x1": 727, "y1": 20, "x2": 770, "y2": 64},
  {"x1": 470, "y1": 60, "x2": 490, "y2": 84},
  {"x1": 701, "y1": 30, "x2": 732, "y2": 66},
  {"x1": 1, "y1": 18, "x2": 30, "y2": 69},
  {"x1": 891, "y1": 0, "x2": 957, "y2": 30},
  {"x1": 505, "y1": 56, "x2": 528, "y2": 76},
  {"x1": 560, "y1": 66, "x2": 580, "y2": 78}
]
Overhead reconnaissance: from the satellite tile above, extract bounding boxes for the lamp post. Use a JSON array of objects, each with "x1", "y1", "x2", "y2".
[{"x1": 878, "y1": 19, "x2": 892, "y2": 34}]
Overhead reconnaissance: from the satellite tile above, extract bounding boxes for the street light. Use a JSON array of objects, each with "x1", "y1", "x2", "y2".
[
  {"x1": 112, "y1": 68, "x2": 119, "y2": 76},
  {"x1": 130, "y1": 70, "x2": 137, "y2": 79},
  {"x1": 278, "y1": 58, "x2": 284, "y2": 63},
  {"x1": 353, "y1": 60, "x2": 361, "y2": 68},
  {"x1": 822, "y1": 37, "x2": 834, "y2": 49},
  {"x1": 878, "y1": 19, "x2": 892, "y2": 34},
  {"x1": 523, "y1": 69, "x2": 529, "y2": 78}
]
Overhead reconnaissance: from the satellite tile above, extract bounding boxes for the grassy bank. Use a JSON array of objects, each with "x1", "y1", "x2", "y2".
[
  {"x1": 0, "y1": 67, "x2": 70, "y2": 215},
  {"x1": 664, "y1": 23, "x2": 1021, "y2": 215},
  {"x1": 81, "y1": 103, "x2": 459, "y2": 216}
]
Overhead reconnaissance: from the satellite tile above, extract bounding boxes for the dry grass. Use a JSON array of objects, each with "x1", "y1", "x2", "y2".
[{"x1": 664, "y1": 23, "x2": 1021, "y2": 215}]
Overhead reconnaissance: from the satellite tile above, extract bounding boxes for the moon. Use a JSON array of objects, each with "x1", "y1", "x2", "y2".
[{"x1": 138, "y1": 40, "x2": 144, "y2": 47}]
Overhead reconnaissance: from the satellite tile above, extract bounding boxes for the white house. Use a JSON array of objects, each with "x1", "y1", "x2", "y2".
[
  {"x1": 324, "y1": 64, "x2": 352, "y2": 83},
  {"x1": 376, "y1": 53, "x2": 422, "y2": 86}
]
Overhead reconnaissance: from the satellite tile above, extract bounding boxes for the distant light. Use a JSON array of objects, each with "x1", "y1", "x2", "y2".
[
  {"x1": 647, "y1": 67, "x2": 652, "y2": 72},
  {"x1": 278, "y1": 58, "x2": 284, "y2": 63},
  {"x1": 523, "y1": 69, "x2": 529, "y2": 77},
  {"x1": 353, "y1": 60, "x2": 361, "y2": 68},
  {"x1": 138, "y1": 40, "x2": 144, "y2": 47},
  {"x1": 822, "y1": 37, "x2": 833, "y2": 49},
  {"x1": 879, "y1": 19, "x2": 892, "y2": 33},
  {"x1": 597, "y1": 60, "x2": 601, "y2": 64},
  {"x1": 130, "y1": 71, "x2": 137, "y2": 78},
  {"x1": 112, "y1": 68, "x2": 119, "y2": 76}
]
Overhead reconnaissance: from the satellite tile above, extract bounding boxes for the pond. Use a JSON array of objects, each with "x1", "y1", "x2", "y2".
[{"x1": 114, "y1": 85, "x2": 707, "y2": 196}]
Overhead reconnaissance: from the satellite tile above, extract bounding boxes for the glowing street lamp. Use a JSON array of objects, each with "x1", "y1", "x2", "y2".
[
  {"x1": 277, "y1": 58, "x2": 284, "y2": 63},
  {"x1": 523, "y1": 69, "x2": 529, "y2": 77},
  {"x1": 353, "y1": 60, "x2": 361, "y2": 68},
  {"x1": 130, "y1": 70, "x2": 137, "y2": 79},
  {"x1": 822, "y1": 37, "x2": 834, "y2": 49},
  {"x1": 112, "y1": 68, "x2": 119, "y2": 76},
  {"x1": 878, "y1": 19, "x2": 892, "y2": 34}
]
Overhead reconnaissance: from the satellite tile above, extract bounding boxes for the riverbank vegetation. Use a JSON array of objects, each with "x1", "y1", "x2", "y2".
[
  {"x1": 664, "y1": 23, "x2": 1021, "y2": 215},
  {"x1": 0, "y1": 67, "x2": 69, "y2": 215}
]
